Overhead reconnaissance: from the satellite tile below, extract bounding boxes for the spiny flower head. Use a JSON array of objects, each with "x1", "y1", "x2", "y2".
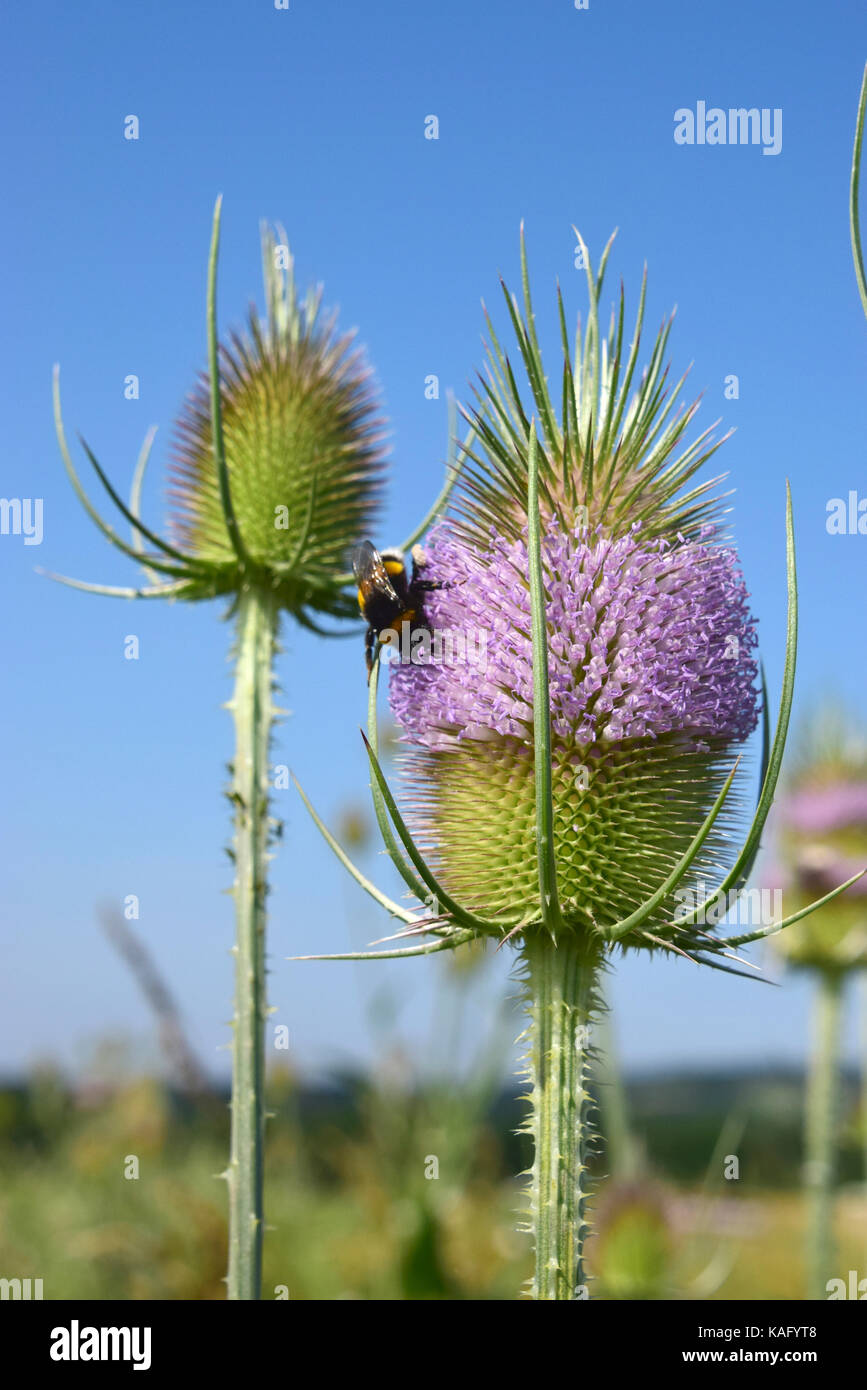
[
  {"x1": 372, "y1": 233, "x2": 767, "y2": 955},
  {"x1": 296, "y1": 236, "x2": 860, "y2": 986},
  {"x1": 168, "y1": 224, "x2": 386, "y2": 615},
  {"x1": 389, "y1": 518, "x2": 760, "y2": 937},
  {"x1": 50, "y1": 201, "x2": 385, "y2": 625}
]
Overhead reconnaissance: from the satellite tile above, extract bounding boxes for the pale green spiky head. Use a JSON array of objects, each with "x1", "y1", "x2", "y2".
[
  {"x1": 168, "y1": 224, "x2": 386, "y2": 617},
  {"x1": 404, "y1": 736, "x2": 743, "y2": 938},
  {"x1": 50, "y1": 204, "x2": 386, "y2": 624}
]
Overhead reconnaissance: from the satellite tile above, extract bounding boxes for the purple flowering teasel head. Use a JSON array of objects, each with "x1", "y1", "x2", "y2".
[
  {"x1": 388, "y1": 515, "x2": 760, "y2": 939},
  {"x1": 369, "y1": 227, "x2": 773, "y2": 955},
  {"x1": 298, "y1": 230, "x2": 863, "y2": 974}
]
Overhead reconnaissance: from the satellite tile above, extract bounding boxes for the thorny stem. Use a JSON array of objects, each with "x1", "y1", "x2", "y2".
[
  {"x1": 226, "y1": 585, "x2": 278, "y2": 1300},
  {"x1": 805, "y1": 968, "x2": 843, "y2": 1301},
  {"x1": 522, "y1": 934, "x2": 602, "y2": 1300}
]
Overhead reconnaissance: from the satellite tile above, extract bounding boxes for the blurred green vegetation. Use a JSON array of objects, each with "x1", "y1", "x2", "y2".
[
  {"x1": 1, "y1": 1051, "x2": 865, "y2": 1300},
  {"x1": 4, "y1": 851, "x2": 866, "y2": 1301}
]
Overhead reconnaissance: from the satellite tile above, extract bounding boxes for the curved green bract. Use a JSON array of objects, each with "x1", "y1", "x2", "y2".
[
  {"x1": 292, "y1": 929, "x2": 476, "y2": 963},
  {"x1": 37, "y1": 569, "x2": 194, "y2": 600},
  {"x1": 719, "y1": 869, "x2": 867, "y2": 950},
  {"x1": 399, "y1": 394, "x2": 477, "y2": 553},
  {"x1": 366, "y1": 655, "x2": 431, "y2": 904},
  {"x1": 291, "y1": 771, "x2": 416, "y2": 924},
  {"x1": 52, "y1": 369, "x2": 196, "y2": 582},
  {"x1": 207, "y1": 194, "x2": 249, "y2": 570},
  {"x1": 129, "y1": 426, "x2": 160, "y2": 584},
  {"x1": 78, "y1": 434, "x2": 214, "y2": 571},
  {"x1": 675, "y1": 484, "x2": 796, "y2": 929},
  {"x1": 851, "y1": 63, "x2": 867, "y2": 323}
]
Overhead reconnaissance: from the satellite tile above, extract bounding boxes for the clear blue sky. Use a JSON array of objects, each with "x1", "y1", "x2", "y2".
[{"x1": 2, "y1": 0, "x2": 866, "y2": 1084}]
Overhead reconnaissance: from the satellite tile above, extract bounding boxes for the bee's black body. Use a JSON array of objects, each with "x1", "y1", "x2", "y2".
[{"x1": 352, "y1": 540, "x2": 443, "y2": 676}]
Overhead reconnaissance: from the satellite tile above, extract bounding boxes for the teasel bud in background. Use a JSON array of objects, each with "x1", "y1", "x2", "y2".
[
  {"x1": 768, "y1": 712, "x2": 867, "y2": 973},
  {"x1": 47, "y1": 198, "x2": 401, "y2": 1300},
  {"x1": 296, "y1": 232, "x2": 863, "y2": 1299},
  {"x1": 765, "y1": 707, "x2": 867, "y2": 1298},
  {"x1": 590, "y1": 1181, "x2": 673, "y2": 1301}
]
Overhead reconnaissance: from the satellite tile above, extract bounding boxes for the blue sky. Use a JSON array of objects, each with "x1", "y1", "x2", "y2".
[{"x1": 2, "y1": 0, "x2": 866, "y2": 1084}]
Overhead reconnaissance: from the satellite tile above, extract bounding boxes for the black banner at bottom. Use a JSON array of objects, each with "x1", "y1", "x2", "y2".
[{"x1": 3, "y1": 1296, "x2": 863, "y2": 1375}]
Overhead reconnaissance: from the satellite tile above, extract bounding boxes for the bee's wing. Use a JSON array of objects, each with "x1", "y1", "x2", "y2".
[
  {"x1": 352, "y1": 540, "x2": 378, "y2": 584},
  {"x1": 352, "y1": 540, "x2": 399, "y2": 604}
]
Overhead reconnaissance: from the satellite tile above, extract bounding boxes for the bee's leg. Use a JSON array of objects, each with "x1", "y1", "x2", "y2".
[
  {"x1": 410, "y1": 546, "x2": 461, "y2": 593},
  {"x1": 364, "y1": 626, "x2": 377, "y2": 682},
  {"x1": 415, "y1": 578, "x2": 467, "y2": 601}
]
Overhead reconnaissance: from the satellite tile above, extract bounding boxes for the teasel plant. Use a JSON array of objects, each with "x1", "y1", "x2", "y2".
[
  {"x1": 45, "y1": 198, "x2": 465, "y2": 1299},
  {"x1": 764, "y1": 710, "x2": 867, "y2": 1299},
  {"x1": 294, "y1": 230, "x2": 865, "y2": 1299}
]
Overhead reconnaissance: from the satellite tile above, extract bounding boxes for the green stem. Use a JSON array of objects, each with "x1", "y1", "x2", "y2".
[
  {"x1": 522, "y1": 934, "x2": 601, "y2": 1300},
  {"x1": 805, "y1": 968, "x2": 843, "y2": 1301},
  {"x1": 227, "y1": 585, "x2": 278, "y2": 1300}
]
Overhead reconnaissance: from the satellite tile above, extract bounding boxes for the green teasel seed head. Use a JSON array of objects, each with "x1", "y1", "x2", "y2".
[
  {"x1": 400, "y1": 736, "x2": 747, "y2": 941},
  {"x1": 48, "y1": 199, "x2": 386, "y2": 622},
  {"x1": 168, "y1": 223, "x2": 386, "y2": 613}
]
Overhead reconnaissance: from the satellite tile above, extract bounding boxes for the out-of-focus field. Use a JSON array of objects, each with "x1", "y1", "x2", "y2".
[{"x1": 1, "y1": 1054, "x2": 865, "y2": 1300}]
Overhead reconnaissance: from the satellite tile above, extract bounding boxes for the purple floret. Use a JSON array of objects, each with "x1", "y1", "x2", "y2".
[{"x1": 389, "y1": 520, "x2": 760, "y2": 751}]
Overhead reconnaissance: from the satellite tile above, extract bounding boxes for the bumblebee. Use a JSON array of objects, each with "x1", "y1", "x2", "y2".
[{"x1": 352, "y1": 540, "x2": 441, "y2": 676}]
